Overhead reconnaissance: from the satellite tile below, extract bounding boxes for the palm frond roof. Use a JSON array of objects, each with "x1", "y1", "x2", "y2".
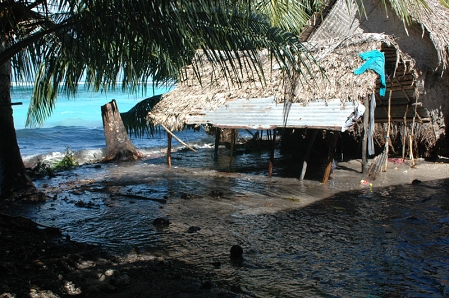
[{"x1": 148, "y1": 33, "x2": 421, "y2": 131}]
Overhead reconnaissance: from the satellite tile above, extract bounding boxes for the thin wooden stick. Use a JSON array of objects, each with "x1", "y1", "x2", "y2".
[
  {"x1": 268, "y1": 129, "x2": 276, "y2": 178},
  {"x1": 383, "y1": 90, "x2": 392, "y2": 172},
  {"x1": 229, "y1": 129, "x2": 235, "y2": 171},
  {"x1": 160, "y1": 124, "x2": 197, "y2": 153},
  {"x1": 409, "y1": 98, "x2": 419, "y2": 167},
  {"x1": 167, "y1": 132, "x2": 172, "y2": 167},
  {"x1": 402, "y1": 105, "x2": 408, "y2": 159}
]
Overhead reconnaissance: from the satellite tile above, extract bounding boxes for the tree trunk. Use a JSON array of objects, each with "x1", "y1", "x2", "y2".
[
  {"x1": 101, "y1": 100, "x2": 140, "y2": 161},
  {"x1": 0, "y1": 55, "x2": 38, "y2": 201}
]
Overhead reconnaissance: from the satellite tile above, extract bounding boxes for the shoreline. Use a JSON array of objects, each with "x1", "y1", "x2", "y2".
[{"x1": 2, "y1": 157, "x2": 449, "y2": 297}]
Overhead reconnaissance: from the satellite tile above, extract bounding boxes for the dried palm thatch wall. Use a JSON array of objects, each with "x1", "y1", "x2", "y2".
[{"x1": 299, "y1": 0, "x2": 449, "y2": 156}]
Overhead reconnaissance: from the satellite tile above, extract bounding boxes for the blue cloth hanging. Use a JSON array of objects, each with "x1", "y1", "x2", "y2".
[{"x1": 354, "y1": 50, "x2": 386, "y2": 96}]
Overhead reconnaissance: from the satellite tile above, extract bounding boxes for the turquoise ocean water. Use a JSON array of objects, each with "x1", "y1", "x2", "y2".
[
  {"x1": 11, "y1": 84, "x2": 171, "y2": 129},
  {"x1": 11, "y1": 84, "x2": 206, "y2": 164}
]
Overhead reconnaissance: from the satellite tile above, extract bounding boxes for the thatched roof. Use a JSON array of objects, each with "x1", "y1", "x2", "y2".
[
  {"x1": 148, "y1": 33, "x2": 425, "y2": 131},
  {"x1": 406, "y1": 0, "x2": 449, "y2": 71}
]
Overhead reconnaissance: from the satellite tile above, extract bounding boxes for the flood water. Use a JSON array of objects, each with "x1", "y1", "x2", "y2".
[{"x1": 4, "y1": 147, "x2": 449, "y2": 297}]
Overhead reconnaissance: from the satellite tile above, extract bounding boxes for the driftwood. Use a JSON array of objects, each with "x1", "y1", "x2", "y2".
[{"x1": 111, "y1": 193, "x2": 167, "y2": 204}]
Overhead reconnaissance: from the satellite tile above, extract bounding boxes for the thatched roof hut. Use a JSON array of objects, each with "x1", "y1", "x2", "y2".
[
  {"x1": 303, "y1": 0, "x2": 449, "y2": 154},
  {"x1": 149, "y1": 33, "x2": 427, "y2": 128},
  {"x1": 148, "y1": 0, "x2": 449, "y2": 157}
]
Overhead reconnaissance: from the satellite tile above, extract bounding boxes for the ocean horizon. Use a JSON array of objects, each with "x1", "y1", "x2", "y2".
[
  {"x1": 12, "y1": 83, "x2": 173, "y2": 129},
  {"x1": 11, "y1": 84, "x2": 210, "y2": 166}
]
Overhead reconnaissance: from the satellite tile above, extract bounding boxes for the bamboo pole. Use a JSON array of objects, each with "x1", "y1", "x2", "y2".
[
  {"x1": 402, "y1": 105, "x2": 408, "y2": 159},
  {"x1": 409, "y1": 99, "x2": 419, "y2": 167},
  {"x1": 160, "y1": 124, "x2": 197, "y2": 153},
  {"x1": 382, "y1": 90, "x2": 393, "y2": 172}
]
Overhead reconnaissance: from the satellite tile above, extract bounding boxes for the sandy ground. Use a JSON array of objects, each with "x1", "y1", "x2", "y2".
[{"x1": 334, "y1": 157, "x2": 449, "y2": 187}]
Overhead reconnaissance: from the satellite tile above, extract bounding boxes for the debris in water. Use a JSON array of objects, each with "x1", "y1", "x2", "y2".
[{"x1": 230, "y1": 245, "x2": 243, "y2": 258}]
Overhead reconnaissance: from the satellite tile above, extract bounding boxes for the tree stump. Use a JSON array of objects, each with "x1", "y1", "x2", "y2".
[{"x1": 101, "y1": 100, "x2": 140, "y2": 161}]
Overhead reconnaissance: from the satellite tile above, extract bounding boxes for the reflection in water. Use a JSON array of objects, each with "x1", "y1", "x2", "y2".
[{"x1": 5, "y1": 152, "x2": 449, "y2": 297}]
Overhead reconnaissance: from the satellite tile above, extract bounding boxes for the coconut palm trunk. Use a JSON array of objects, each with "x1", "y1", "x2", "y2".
[
  {"x1": 0, "y1": 55, "x2": 37, "y2": 200},
  {"x1": 101, "y1": 100, "x2": 140, "y2": 161}
]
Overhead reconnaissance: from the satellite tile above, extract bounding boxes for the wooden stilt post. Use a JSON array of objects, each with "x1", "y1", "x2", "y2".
[
  {"x1": 300, "y1": 129, "x2": 318, "y2": 180},
  {"x1": 409, "y1": 98, "x2": 419, "y2": 167},
  {"x1": 382, "y1": 90, "x2": 392, "y2": 172},
  {"x1": 167, "y1": 132, "x2": 172, "y2": 167},
  {"x1": 229, "y1": 129, "x2": 235, "y2": 172},
  {"x1": 268, "y1": 129, "x2": 276, "y2": 178},
  {"x1": 214, "y1": 128, "x2": 221, "y2": 158},
  {"x1": 402, "y1": 106, "x2": 408, "y2": 159},
  {"x1": 362, "y1": 96, "x2": 369, "y2": 174},
  {"x1": 322, "y1": 131, "x2": 339, "y2": 184}
]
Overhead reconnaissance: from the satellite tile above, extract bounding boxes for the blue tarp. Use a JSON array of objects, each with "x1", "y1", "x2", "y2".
[{"x1": 353, "y1": 50, "x2": 386, "y2": 96}]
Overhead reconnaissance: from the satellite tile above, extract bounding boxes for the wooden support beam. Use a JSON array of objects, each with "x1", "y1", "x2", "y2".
[
  {"x1": 229, "y1": 129, "x2": 235, "y2": 172},
  {"x1": 268, "y1": 129, "x2": 276, "y2": 178},
  {"x1": 402, "y1": 105, "x2": 409, "y2": 159},
  {"x1": 322, "y1": 131, "x2": 339, "y2": 184},
  {"x1": 362, "y1": 97, "x2": 369, "y2": 174},
  {"x1": 300, "y1": 129, "x2": 318, "y2": 181},
  {"x1": 214, "y1": 128, "x2": 221, "y2": 158},
  {"x1": 167, "y1": 132, "x2": 172, "y2": 167},
  {"x1": 382, "y1": 90, "x2": 393, "y2": 172},
  {"x1": 160, "y1": 124, "x2": 197, "y2": 153},
  {"x1": 394, "y1": 77, "x2": 412, "y2": 103}
]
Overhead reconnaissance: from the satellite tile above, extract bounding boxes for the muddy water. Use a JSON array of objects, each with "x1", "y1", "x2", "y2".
[{"x1": 5, "y1": 154, "x2": 449, "y2": 297}]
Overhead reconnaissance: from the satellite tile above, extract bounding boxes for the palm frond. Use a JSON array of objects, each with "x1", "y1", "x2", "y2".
[
  {"x1": 14, "y1": 0, "x2": 318, "y2": 127},
  {"x1": 120, "y1": 94, "x2": 163, "y2": 138},
  {"x1": 254, "y1": 0, "x2": 321, "y2": 35}
]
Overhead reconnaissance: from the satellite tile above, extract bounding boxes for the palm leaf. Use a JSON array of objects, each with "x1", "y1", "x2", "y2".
[
  {"x1": 18, "y1": 0, "x2": 318, "y2": 127},
  {"x1": 120, "y1": 94, "x2": 163, "y2": 138}
]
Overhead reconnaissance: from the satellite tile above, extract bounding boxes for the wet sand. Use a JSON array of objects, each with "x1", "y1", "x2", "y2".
[
  {"x1": 2, "y1": 157, "x2": 449, "y2": 297},
  {"x1": 333, "y1": 158, "x2": 449, "y2": 188}
]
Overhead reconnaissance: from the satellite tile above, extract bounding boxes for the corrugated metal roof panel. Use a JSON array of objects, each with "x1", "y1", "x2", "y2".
[{"x1": 185, "y1": 97, "x2": 354, "y2": 130}]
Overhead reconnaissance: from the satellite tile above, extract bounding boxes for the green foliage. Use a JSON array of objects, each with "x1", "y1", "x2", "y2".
[
  {"x1": 440, "y1": 0, "x2": 449, "y2": 8},
  {"x1": 52, "y1": 147, "x2": 79, "y2": 171},
  {"x1": 3, "y1": 0, "x2": 318, "y2": 128},
  {"x1": 2, "y1": 0, "x2": 436, "y2": 130}
]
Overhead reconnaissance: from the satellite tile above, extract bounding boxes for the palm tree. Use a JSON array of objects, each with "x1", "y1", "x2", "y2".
[
  {"x1": 0, "y1": 0, "x2": 317, "y2": 200},
  {"x1": 1, "y1": 0, "x2": 433, "y2": 200}
]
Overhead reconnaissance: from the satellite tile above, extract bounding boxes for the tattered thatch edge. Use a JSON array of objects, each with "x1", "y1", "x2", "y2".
[
  {"x1": 407, "y1": 0, "x2": 449, "y2": 72},
  {"x1": 148, "y1": 33, "x2": 417, "y2": 131}
]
